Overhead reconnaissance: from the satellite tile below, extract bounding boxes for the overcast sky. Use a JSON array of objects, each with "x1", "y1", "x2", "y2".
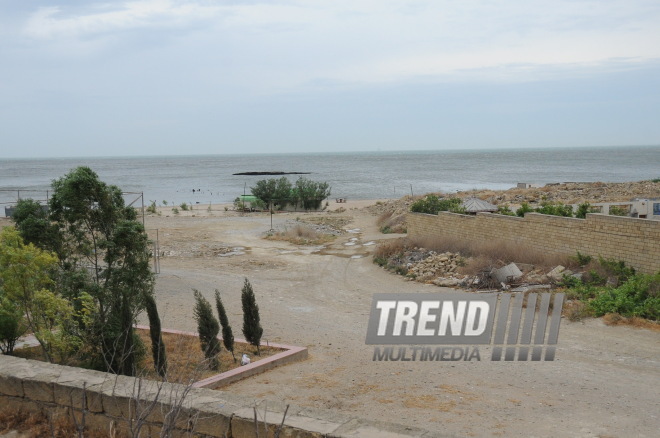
[{"x1": 1, "y1": 0, "x2": 659, "y2": 158}]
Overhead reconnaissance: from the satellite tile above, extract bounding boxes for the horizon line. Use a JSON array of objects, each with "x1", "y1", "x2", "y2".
[{"x1": 1, "y1": 144, "x2": 659, "y2": 161}]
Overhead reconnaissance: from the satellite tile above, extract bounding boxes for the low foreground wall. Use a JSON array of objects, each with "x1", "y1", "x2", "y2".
[
  {"x1": 407, "y1": 212, "x2": 660, "y2": 274},
  {"x1": 0, "y1": 354, "x2": 446, "y2": 438}
]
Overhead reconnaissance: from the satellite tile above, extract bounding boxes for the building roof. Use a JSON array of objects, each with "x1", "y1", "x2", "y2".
[{"x1": 462, "y1": 197, "x2": 498, "y2": 213}]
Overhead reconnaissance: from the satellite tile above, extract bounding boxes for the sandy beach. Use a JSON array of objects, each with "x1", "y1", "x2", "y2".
[{"x1": 135, "y1": 199, "x2": 659, "y2": 438}]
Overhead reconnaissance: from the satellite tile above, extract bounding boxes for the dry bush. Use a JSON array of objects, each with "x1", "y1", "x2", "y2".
[
  {"x1": 376, "y1": 211, "x2": 393, "y2": 226},
  {"x1": 267, "y1": 224, "x2": 334, "y2": 245},
  {"x1": 579, "y1": 259, "x2": 625, "y2": 285},
  {"x1": 406, "y1": 236, "x2": 572, "y2": 270},
  {"x1": 602, "y1": 314, "x2": 660, "y2": 331},
  {"x1": 406, "y1": 235, "x2": 467, "y2": 254},
  {"x1": 0, "y1": 408, "x2": 108, "y2": 438},
  {"x1": 290, "y1": 224, "x2": 319, "y2": 240},
  {"x1": 562, "y1": 300, "x2": 592, "y2": 321},
  {"x1": 458, "y1": 254, "x2": 495, "y2": 276},
  {"x1": 376, "y1": 211, "x2": 407, "y2": 234},
  {"x1": 373, "y1": 238, "x2": 407, "y2": 260}
]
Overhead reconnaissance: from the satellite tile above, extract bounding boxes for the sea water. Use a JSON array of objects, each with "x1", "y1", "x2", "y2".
[{"x1": 0, "y1": 146, "x2": 658, "y2": 213}]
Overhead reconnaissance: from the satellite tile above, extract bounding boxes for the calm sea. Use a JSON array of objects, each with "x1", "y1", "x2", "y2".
[{"x1": 1, "y1": 146, "x2": 658, "y2": 214}]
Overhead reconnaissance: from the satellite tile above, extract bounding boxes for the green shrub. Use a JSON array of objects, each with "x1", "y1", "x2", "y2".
[
  {"x1": 146, "y1": 201, "x2": 157, "y2": 214},
  {"x1": 575, "y1": 202, "x2": 597, "y2": 219},
  {"x1": 570, "y1": 251, "x2": 592, "y2": 267},
  {"x1": 496, "y1": 205, "x2": 515, "y2": 216},
  {"x1": 180, "y1": 203, "x2": 189, "y2": 211},
  {"x1": 515, "y1": 202, "x2": 534, "y2": 217},
  {"x1": 559, "y1": 273, "x2": 581, "y2": 289},
  {"x1": 0, "y1": 297, "x2": 25, "y2": 355},
  {"x1": 608, "y1": 205, "x2": 628, "y2": 216},
  {"x1": 583, "y1": 269, "x2": 607, "y2": 286},
  {"x1": 373, "y1": 256, "x2": 388, "y2": 267},
  {"x1": 410, "y1": 195, "x2": 462, "y2": 215},
  {"x1": 535, "y1": 202, "x2": 574, "y2": 217},
  {"x1": 589, "y1": 273, "x2": 660, "y2": 320},
  {"x1": 598, "y1": 257, "x2": 636, "y2": 284}
]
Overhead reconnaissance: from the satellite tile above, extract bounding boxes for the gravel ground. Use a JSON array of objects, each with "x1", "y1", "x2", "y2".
[{"x1": 143, "y1": 202, "x2": 659, "y2": 438}]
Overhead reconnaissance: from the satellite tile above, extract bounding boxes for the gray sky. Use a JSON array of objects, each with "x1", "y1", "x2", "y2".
[{"x1": 1, "y1": 0, "x2": 659, "y2": 158}]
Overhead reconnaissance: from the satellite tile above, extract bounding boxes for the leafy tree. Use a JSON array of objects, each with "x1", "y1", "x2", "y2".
[
  {"x1": 215, "y1": 289, "x2": 235, "y2": 362},
  {"x1": 30, "y1": 289, "x2": 95, "y2": 364},
  {"x1": 0, "y1": 227, "x2": 91, "y2": 363},
  {"x1": 0, "y1": 292, "x2": 25, "y2": 355},
  {"x1": 12, "y1": 167, "x2": 155, "y2": 375},
  {"x1": 251, "y1": 177, "x2": 292, "y2": 229},
  {"x1": 241, "y1": 278, "x2": 263, "y2": 355},
  {"x1": 0, "y1": 227, "x2": 59, "y2": 361},
  {"x1": 11, "y1": 199, "x2": 61, "y2": 256},
  {"x1": 410, "y1": 195, "x2": 463, "y2": 215},
  {"x1": 193, "y1": 289, "x2": 221, "y2": 370},
  {"x1": 144, "y1": 292, "x2": 167, "y2": 377},
  {"x1": 293, "y1": 177, "x2": 331, "y2": 211}
]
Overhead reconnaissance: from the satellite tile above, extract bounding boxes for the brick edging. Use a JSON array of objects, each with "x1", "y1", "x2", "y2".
[{"x1": 134, "y1": 325, "x2": 308, "y2": 388}]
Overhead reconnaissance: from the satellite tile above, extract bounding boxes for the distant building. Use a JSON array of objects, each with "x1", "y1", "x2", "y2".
[
  {"x1": 517, "y1": 183, "x2": 542, "y2": 189},
  {"x1": 569, "y1": 198, "x2": 660, "y2": 221},
  {"x1": 462, "y1": 198, "x2": 498, "y2": 214}
]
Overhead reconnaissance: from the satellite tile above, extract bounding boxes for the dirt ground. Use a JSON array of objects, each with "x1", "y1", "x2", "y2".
[{"x1": 139, "y1": 202, "x2": 657, "y2": 437}]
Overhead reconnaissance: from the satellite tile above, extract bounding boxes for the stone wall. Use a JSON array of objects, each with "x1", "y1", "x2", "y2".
[
  {"x1": 407, "y1": 212, "x2": 660, "y2": 274},
  {"x1": 0, "y1": 354, "x2": 445, "y2": 438}
]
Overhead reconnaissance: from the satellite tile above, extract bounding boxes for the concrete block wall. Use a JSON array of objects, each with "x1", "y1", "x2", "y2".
[
  {"x1": 0, "y1": 354, "x2": 448, "y2": 438},
  {"x1": 407, "y1": 212, "x2": 660, "y2": 274}
]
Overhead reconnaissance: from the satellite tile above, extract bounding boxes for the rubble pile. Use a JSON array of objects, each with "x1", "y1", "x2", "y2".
[
  {"x1": 378, "y1": 247, "x2": 587, "y2": 291},
  {"x1": 365, "y1": 196, "x2": 416, "y2": 217},
  {"x1": 407, "y1": 252, "x2": 465, "y2": 282}
]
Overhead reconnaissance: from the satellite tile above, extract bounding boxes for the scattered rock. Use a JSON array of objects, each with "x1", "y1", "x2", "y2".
[
  {"x1": 492, "y1": 263, "x2": 523, "y2": 283},
  {"x1": 408, "y1": 252, "x2": 465, "y2": 282},
  {"x1": 547, "y1": 265, "x2": 566, "y2": 281}
]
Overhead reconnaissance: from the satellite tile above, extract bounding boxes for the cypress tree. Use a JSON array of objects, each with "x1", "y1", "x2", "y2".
[
  {"x1": 241, "y1": 279, "x2": 263, "y2": 355},
  {"x1": 144, "y1": 292, "x2": 167, "y2": 378},
  {"x1": 192, "y1": 289, "x2": 221, "y2": 370},
  {"x1": 214, "y1": 289, "x2": 235, "y2": 362}
]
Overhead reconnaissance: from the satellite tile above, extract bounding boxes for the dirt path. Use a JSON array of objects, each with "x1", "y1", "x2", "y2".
[{"x1": 145, "y1": 204, "x2": 660, "y2": 438}]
